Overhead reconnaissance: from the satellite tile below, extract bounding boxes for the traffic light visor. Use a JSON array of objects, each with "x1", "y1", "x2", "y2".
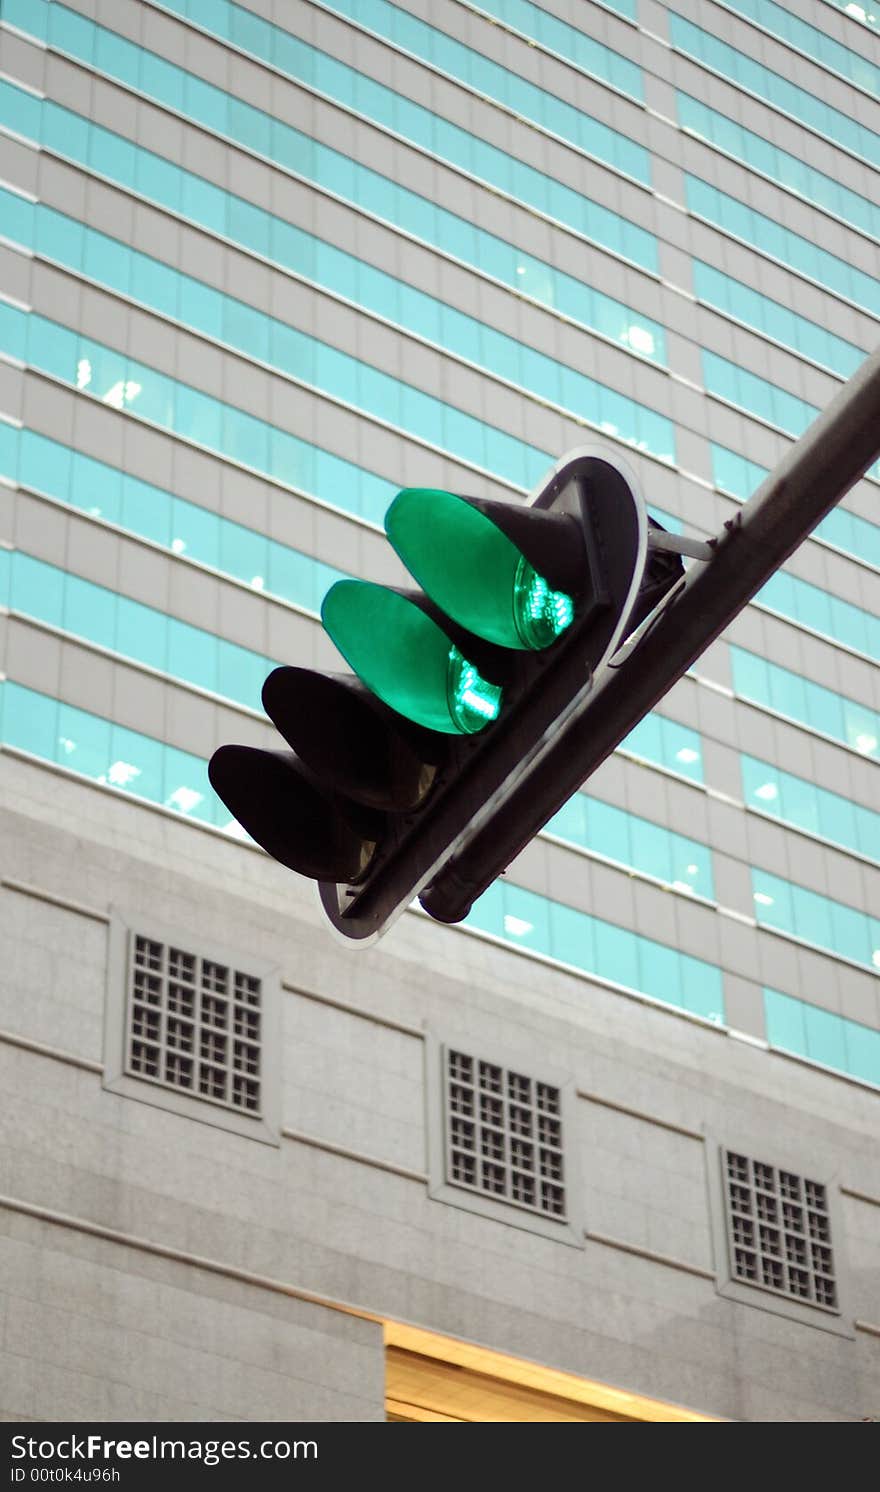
[
  {"x1": 386, "y1": 488, "x2": 574, "y2": 650},
  {"x1": 208, "y1": 745, "x2": 377, "y2": 882},
  {"x1": 322, "y1": 580, "x2": 502, "y2": 734}
]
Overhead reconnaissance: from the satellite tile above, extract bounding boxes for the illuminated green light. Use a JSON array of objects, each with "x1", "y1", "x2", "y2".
[
  {"x1": 513, "y1": 557, "x2": 575, "y2": 649},
  {"x1": 386, "y1": 489, "x2": 575, "y2": 651},
  {"x1": 322, "y1": 580, "x2": 502, "y2": 735},
  {"x1": 447, "y1": 646, "x2": 503, "y2": 733}
]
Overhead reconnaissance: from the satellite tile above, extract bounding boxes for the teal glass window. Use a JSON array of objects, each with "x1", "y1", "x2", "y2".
[
  {"x1": 168, "y1": 498, "x2": 217, "y2": 567},
  {"x1": 751, "y1": 869, "x2": 880, "y2": 971},
  {"x1": 26, "y1": 314, "x2": 78, "y2": 382},
  {"x1": 546, "y1": 793, "x2": 714, "y2": 898},
  {"x1": 120, "y1": 473, "x2": 171, "y2": 546},
  {"x1": 687, "y1": 173, "x2": 880, "y2": 320},
  {"x1": 139, "y1": 51, "x2": 187, "y2": 116},
  {"x1": 1, "y1": 680, "x2": 59, "y2": 761},
  {"x1": 215, "y1": 640, "x2": 269, "y2": 714},
  {"x1": 57, "y1": 702, "x2": 112, "y2": 783},
  {"x1": 0, "y1": 76, "x2": 42, "y2": 145},
  {"x1": 710, "y1": 443, "x2": 880, "y2": 571},
  {"x1": 2, "y1": 0, "x2": 50, "y2": 41},
  {"x1": 105, "y1": 723, "x2": 166, "y2": 808},
  {"x1": 216, "y1": 520, "x2": 266, "y2": 590},
  {"x1": 620, "y1": 713, "x2": 704, "y2": 783},
  {"x1": 731, "y1": 646, "x2": 879, "y2": 759},
  {"x1": 1, "y1": 422, "x2": 357, "y2": 624},
  {"x1": 132, "y1": 147, "x2": 183, "y2": 217},
  {"x1": 116, "y1": 597, "x2": 167, "y2": 675},
  {"x1": 464, "y1": 879, "x2": 725, "y2": 1022},
  {"x1": 16, "y1": 294, "x2": 674, "y2": 507},
  {"x1": 63, "y1": 570, "x2": 116, "y2": 646},
  {"x1": 167, "y1": 617, "x2": 218, "y2": 695},
  {"x1": 764, "y1": 988, "x2": 880, "y2": 1088},
  {"x1": 2, "y1": 185, "x2": 35, "y2": 251},
  {"x1": 721, "y1": 0, "x2": 880, "y2": 97},
  {"x1": 740, "y1": 754, "x2": 880, "y2": 863},
  {"x1": 803, "y1": 1005, "x2": 854, "y2": 1076},
  {"x1": 671, "y1": 14, "x2": 880, "y2": 170},
  {"x1": 9, "y1": 552, "x2": 62, "y2": 628},
  {"x1": 594, "y1": 918, "x2": 640, "y2": 990},
  {"x1": 162, "y1": 744, "x2": 214, "y2": 823},
  {"x1": 678, "y1": 93, "x2": 880, "y2": 245}
]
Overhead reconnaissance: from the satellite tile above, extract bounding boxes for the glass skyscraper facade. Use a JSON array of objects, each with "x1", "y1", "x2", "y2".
[{"x1": 0, "y1": 0, "x2": 877, "y2": 1422}]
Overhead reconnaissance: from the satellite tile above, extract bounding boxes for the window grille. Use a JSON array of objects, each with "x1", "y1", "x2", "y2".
[
  {"x1": 722, "y1": 1149, "x2": 837, "y2": 1310},
  {"x1": 445, "y1": 1050, "x2": 566, "y2": 1219},
  {"x1": 126, "y1": 934, "x2": 262, "y2": 1115}
]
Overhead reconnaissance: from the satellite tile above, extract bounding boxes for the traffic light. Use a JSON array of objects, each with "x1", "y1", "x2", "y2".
[{"x1": 208, "y1": 449, "x2": 684, "y2": 943}]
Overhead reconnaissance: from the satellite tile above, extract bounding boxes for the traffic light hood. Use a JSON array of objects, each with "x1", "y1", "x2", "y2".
[
  {"x1": 321, "y1": 579, "x2": 506, "y2": 735},
  {"x1": 261, "y1": 665, "x2": 443, "y2": 812},
  {"x1": 385, "y1": 487, "x2": 582, "y2": 650},
  {"x1": 208, "y1": 745, "x2": 381, "y2": 883}
]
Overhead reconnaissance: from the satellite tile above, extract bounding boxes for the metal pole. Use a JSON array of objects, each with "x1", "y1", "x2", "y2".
[{"x1": 421, "y1": 344, "x2": 880, "y2": 922}]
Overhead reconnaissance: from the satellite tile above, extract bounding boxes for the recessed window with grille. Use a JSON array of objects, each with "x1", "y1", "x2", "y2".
[
  {"x1": 105, "y1": 914, "x2": 280, "y2": 1144},
  {"x1": 722, "y1": 1149, "x2": 838, "y2": 1312},
  {"x1": 127, "y1": 934, "x2": 262, "y2": 1115},
  {"x1": 445, "y1": 1048, "x2": 567, "y2": 1221}
]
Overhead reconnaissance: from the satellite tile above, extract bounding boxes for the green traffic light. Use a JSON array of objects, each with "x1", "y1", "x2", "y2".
[
  {"x1": 322, "y1": 580, "x2": 502, "y2": 735},
  {"x1": 386, "y1": 488, "x2": 575, "y2": 650}
]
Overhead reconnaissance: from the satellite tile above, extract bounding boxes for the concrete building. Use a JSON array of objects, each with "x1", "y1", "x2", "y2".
[{"x1": 0, "y1": 0, "x2": 878, "y2": 1423}]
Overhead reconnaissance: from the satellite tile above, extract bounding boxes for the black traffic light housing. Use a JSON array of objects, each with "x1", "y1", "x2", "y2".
[{"x1": 209, "y1": 448, "x2": 684, "y2": 943}]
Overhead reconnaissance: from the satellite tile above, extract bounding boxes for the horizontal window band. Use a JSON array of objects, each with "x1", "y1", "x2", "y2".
[
  {"x1": 0, "y1": 185, "x2": 676, "y2": 466},
  {"x1": 5, "y1": 0, "x2": 658, "y2": 268}
]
